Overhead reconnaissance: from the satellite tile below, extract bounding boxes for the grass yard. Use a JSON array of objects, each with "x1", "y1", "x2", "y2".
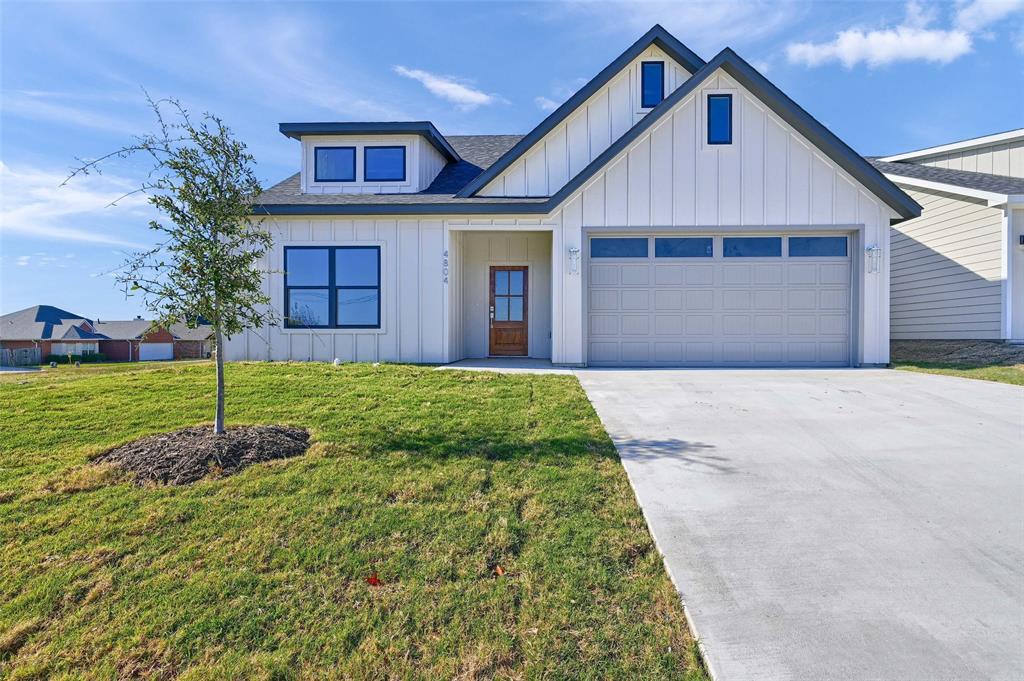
[
  {"x1": 892, "y1": 361, "x2": 1024, "y2": 386},
  {"x1": 0, "y1": 362, "x2": 706, "y2": 680}
]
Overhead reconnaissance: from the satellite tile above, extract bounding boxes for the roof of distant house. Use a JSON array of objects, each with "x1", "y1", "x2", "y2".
[{"x1": 869, "y1": 158, "x2": 1024, "y2": 196}]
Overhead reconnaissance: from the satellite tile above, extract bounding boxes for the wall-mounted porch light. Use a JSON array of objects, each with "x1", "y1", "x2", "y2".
[
  {"x1": 865, "y1": 245, "x2": 882, "y2": 274},
  {"x1": 568, "y1": 246, "x2": 581, "y2": 275}
]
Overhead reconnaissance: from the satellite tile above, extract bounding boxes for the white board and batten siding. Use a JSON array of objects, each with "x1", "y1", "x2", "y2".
[
  {"x1": 545, "y1": 67, "x2": 899, "y2": 365},
  {"x1": 914, "y1": 140, "x2": 1024, "y2": 179},
  {"x1": 299, "y1": 135, "x2": 447, "y2": 194},
  {"x1": 890, "y1": 187, "x2": 1005, "y2": 340},
  {"x1": 479, "y1": 45, "x2": 693, "y2": 198},
  {"x1": 222, "y1": 218, "x2": 449, "y2": 364}
]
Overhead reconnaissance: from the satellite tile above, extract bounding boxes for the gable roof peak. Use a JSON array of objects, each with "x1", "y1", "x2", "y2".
[{"x1": 455, "y1": 26, "x2": 705, "y2": 198}]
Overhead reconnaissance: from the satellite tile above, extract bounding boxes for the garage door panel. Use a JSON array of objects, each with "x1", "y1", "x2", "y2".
[
  {"x1": 590, "y1": 289, "x2": 619, "y2": 311},
  {"x1": 723, "y1": 265, "x2": 752, "y2": 285},
  {"x1": 621, "y1": 289, "x2": 650, "y2": 310},
  {"x1": 755, "y1": 265, "x2": 783, "y2": 284},
  {"x1": 754, "y1": 289, "x2": 784, "y2": 309},
  {"x1": 685, "y1": 290, "x2": 715, "y2": 310},
  {"x1": 820, "y1": 263, "x2": 851, "y2": 284},
  {"x1": 655, "y1": 265, "x2": 684, "y2": 285},
  {"x1": 655, "y1": 290, "x2": 683, "y2": 310},
  {"x1": 620, "y1": 265, "x2": 650, "y2": 286},
  {"x1": 587, "y1": 235, "x2": 851, "y2": 366},
  {"x1": 655, "y1": 315, "x2": 684, "y2": 335},
  {"x1": 685, "y1": 266, "x2": 714, "y2": 285},
  {"x1": 722, "y1": 290, "x2": 752, "y2": 310},
  {"x1": 723, "y1": 315, "x2": 752, "y2": 335}
]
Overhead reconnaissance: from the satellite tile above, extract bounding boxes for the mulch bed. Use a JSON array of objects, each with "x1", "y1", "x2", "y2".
[
  {"x1": 891, "y1": 340, "x2": 1024, "y2": 366},
  {"x1": 97, "y1": 425, "x2": 310, "y2": 485}
]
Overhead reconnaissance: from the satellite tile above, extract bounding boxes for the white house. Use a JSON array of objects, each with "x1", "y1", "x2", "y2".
[
  {"x1": 869, "y1": 130, "x2": 1024, "y2": 343},
  {"x1": 223, "y1": 25, "x2": 920, "y2": 368}
]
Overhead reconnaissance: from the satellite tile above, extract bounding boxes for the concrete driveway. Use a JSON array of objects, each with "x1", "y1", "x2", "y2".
[{"x1": 576, "y1": 368, "x2": 1023, "y2": 681}]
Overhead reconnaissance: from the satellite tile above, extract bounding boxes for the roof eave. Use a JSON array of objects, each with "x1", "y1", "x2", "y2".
[
  {"x1": 883, "y1": 173, "x2": 1011, "y2": 207},
  {"x1": 277, "y1": 121, "x2": 461, "y2": 163}
]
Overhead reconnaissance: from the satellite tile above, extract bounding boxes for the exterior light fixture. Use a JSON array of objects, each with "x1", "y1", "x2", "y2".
[
  {"x1": 865, "y1": 245, "x2": 882, "y2": 274},
  {"x1": 568, "y1": 246, "x2": 581, "y2": 275}
]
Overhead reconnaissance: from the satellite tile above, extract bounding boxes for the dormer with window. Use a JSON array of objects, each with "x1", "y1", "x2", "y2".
[{"x1": 280, "y1": 122, "x2": 461, "y2": 194}]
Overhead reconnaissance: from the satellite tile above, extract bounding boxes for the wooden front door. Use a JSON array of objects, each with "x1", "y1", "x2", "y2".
[{"x1": 489, "y1": 266, "x2": 528, "y2": 356}]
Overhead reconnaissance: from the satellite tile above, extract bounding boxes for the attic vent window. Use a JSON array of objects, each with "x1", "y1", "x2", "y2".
[
  {"x1": 640, "y1": 61, "x2": 664, "y2": 108},
  {"x1": 315, "y1": 147, "x2": 356, "y2": 182},
  {"x1": 707, "y1": 94, "x2": 732, "y2": 145},
  {"x1": 364, "y1": 146, "x2": 406, "y2": 182}
]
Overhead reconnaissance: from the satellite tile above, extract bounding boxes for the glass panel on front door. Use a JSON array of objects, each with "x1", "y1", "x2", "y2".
[{"x1": 493, "y1": 271, "x2": 525, "y2": 322}]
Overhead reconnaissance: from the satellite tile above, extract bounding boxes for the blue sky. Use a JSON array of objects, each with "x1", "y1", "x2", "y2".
[{"x1": 2, "y1": 0, "x2": 1022, "y2": 319}]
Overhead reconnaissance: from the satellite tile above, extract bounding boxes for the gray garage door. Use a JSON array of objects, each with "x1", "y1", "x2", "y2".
[{"x1": 587, "y1": 234, "x2": 852, "y2": 367}]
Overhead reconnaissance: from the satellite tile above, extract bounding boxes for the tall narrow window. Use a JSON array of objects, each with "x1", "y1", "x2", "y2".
[
  {"x1": 314, "y1": 147, "x2": 356, "y2": 182},
  {"x1": 364, "y1": 146, "x2": 406, "y2": 182},
  {"x1": 707, "y1": 94, "x2": 732, "y2": 145},
  {"x1": 641, "y1": 61, "x2": 664, "y2": 108}
]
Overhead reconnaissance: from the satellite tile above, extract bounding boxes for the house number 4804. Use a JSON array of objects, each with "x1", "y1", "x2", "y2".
[{"x1": 442, "y1": 250, "x2": 449, "y2": 283}]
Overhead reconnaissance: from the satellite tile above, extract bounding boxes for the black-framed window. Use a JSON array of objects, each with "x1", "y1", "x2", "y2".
[
  {"x1": 364, "y1": 146, "x2": 406, "y2": 182},
  {"x1": 789, "y1": 236, "x2": 848, "y2": 257},
  {"x1": 285, "y1": 246, "x2": 381, "y2": 329},
  {"x1": 641, "y1": 61, "x2": 665, "y2": 108},
  {"x1": 723, "y1": 237, "x2": 781, "y2": 257},
  {"x1": 314, "y1": 147, "x2": 356, "y2": 182},
  {"x1": 655, "y1": 237, "x2": 713, "y2": 258},
  {"x1": 707, "y1": 94, "x2": 732, "y2": 145},
  {"x1": 591, "y1": 237, "x2": 649, "y2": 258}
]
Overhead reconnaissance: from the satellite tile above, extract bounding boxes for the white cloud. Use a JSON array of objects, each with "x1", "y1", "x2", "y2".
[
  {"x1": 0, "y1": 162, "x2": 152, "y2": 249},
  {"x1": 208, "y1": 14, "x2": 410, "y2": 120},
  {"x1": 786, "y1": 0, "x2": 1023, "y2": 68},
  {"x1": 955, "y1": 0, "x2": 1024, "y2": 32},
  {"x1": 393, "y1": 66, "x2": 500, "y2": 111},
  {"x1": 0, "y1": 91, "x2": 142, "y2": 134},
  {"x1": 534, "y1": 96, "x2": 559, "y2": 112}
]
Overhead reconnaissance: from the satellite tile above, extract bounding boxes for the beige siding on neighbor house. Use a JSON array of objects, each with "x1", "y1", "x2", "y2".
[
  {"x1": 890, "y1": 187, "x2": 1004, "y2": 339},
  {"x1": 916, "y1": 139, "x2": 1024, "y2": 178}
]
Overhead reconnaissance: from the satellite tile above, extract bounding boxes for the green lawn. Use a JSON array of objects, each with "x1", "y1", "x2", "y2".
[
  {"x1": 892, "y1": 361, "x2": 1024, "y2": 386},
  {"x1": 0, "y1": 362, "x2": 706, "y2": 680}
]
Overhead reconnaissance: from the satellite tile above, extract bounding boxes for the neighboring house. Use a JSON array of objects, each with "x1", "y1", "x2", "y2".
[
  {"x1": 224, "y1": 25, "x2": 920, "y2": 368},
  {"x1": 0, "y1": 305, "x2": 213, "y2": 365},
  {"x1": 0, "y1": 305, "x2": 106, "y2": 365},
  {"x1": 94, "y1": 319, "x2": 177, "y2": 362},
  {"x1": 869, "y1": 130, "x2": 1024, "y2": 344}
]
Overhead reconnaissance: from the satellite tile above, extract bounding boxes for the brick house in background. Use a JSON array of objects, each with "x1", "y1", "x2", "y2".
[{"x1": 0, "y1": 305, "x2": 212, "y2": 366}]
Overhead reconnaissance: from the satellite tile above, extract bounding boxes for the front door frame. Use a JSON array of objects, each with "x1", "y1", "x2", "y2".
[{"x1": 489, "y1": 265, "x2": 529, "y2": 356}]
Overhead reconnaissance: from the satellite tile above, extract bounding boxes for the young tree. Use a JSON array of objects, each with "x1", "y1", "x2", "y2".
[{"x1": 67, "y1": 96, "x2": 274, "y2": 434}]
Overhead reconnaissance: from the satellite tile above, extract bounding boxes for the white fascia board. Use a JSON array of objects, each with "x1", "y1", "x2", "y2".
[
  {"x1": 879, "y1": 129, "x2": 1024, "y2": 163},
  {"x1": 884, "y1": 173, "x2": 1010, "y2": 207}
]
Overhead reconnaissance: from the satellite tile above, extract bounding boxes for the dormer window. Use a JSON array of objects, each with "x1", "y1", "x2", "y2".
[
  {"x1": 640, "y1": 61, "x2": 664, "y2": 108},
  {"x1": 364, "y1": 146, "x2": 406, "y2": 182},
  {"x1": 707, "y1": 94, "x2": 733, "y2": 145},
  {"x1": 315, "y1": 147, "x2": 356, "y2": 182}
]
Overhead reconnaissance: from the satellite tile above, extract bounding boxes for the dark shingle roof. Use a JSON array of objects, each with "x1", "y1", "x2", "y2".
[
  {"x1": 0, "y1": 305, "x2": 94, "y2": 340},
  {"x1": 93, "y1": 319, "x2": 154, "y2": 340},
  {"x1": 254, "y1": 134, "x2": 541, "y2": 209},
  {"x1": 869, "y1": 159, "x2": 1024, "y2": 196}
]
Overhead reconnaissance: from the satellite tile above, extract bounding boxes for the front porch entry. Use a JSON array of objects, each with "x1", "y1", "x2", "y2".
[{"x1": 448, "y1": 230, "x2": 552, "y2": 361}]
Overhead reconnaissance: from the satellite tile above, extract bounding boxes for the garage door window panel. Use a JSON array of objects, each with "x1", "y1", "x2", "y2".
[
  {"x1": 724, "y1": 237, "x2": 782, "y2": 258},
  {"x1": 655, "y1": 237, "x2": 713, "y2": 258},
  {"x1": 789, "y1": 236, "x2": 848, "y2": 257},
  {"x1": 591, "y1": 238, "x2": 648, "y2": 258}
]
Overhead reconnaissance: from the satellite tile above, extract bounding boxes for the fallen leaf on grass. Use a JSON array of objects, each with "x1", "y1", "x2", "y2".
[
  {"x1": 494, "y1": 565, "x2": 505, "y2": 576},
  {"x1": 366, "y1": 573, "x2": 381, "y2": 586}
]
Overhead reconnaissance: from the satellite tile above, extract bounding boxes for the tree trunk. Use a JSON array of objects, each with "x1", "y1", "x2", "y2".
[{"x1": 214, "y1": 326, "x2": 225, "y2": 434}]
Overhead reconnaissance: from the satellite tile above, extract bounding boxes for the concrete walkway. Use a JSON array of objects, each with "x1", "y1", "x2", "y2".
[{"x1": 575, "y1": 368, "x2": 1024, "y2": 681}]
